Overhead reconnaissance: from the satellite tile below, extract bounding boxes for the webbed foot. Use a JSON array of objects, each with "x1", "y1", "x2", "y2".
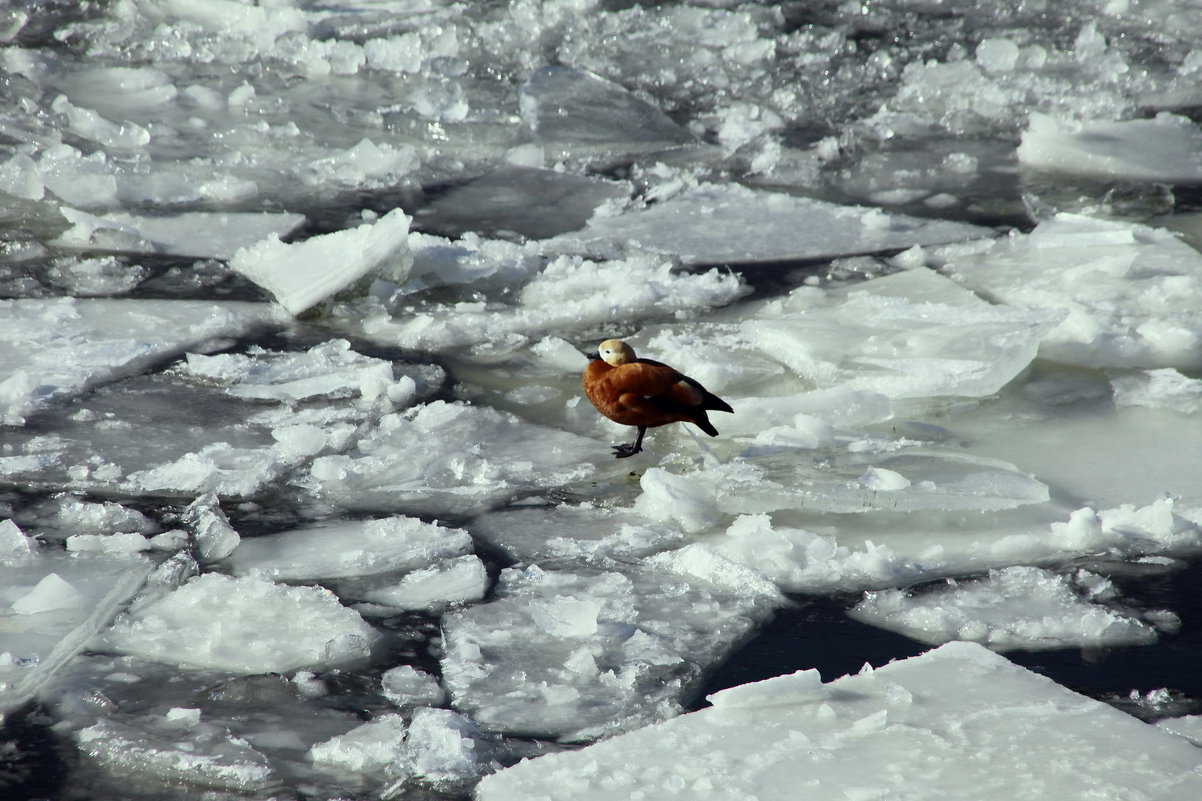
[{"x1": 612, "y1": 443, "x2": 642, "y2": 458}]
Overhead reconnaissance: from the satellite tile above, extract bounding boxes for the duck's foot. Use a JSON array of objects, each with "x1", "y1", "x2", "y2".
[{"x1": 612, "y1": 443, "x2": 642, "y2": 458}]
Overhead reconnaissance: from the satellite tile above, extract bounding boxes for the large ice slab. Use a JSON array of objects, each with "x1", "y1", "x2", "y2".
[
  {"x1": 477, "y1": 641, "x2": 1202, "y2": 800},
  {"x1": 1018, "y1": 112, "x2": 1202, "y2": 183},
  {"x1": 441, "y1": 562, "x2": 779, "y2": 742},
  {"x1": 936, "y1": 213, "x2": 1202, "y2": 369},
  {"x1": 0, "y1": 297, "x2": 279, "y2": 425},
  {"x1": 546, "y1": 183, "x2": 994, "y2": 265},
  {"x1": 102, "y1": 573, "x2": 378, "y2": 674},
  {"x1": 850, "y1": 565, "x2": 1163, "y2": 651}
]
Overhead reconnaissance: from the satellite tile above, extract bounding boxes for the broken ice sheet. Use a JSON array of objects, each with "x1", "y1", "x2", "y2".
[
  {"x1": 934, "y1": 213, "x2": 1202, "y2": 369},
  {"x1": 0, "y1": 297, "x2": 281, "y2": 425},
  {"x1": 1018, "y1": 112, "x2": 1202, "y2": 184},
  {"x1": 440, "y1": 561, "x2": 778, "y2": 743},
  {"x1": 302, "y1": 400, "x2": 601, "y2": 516},
  {"x1": 0, "y1": 538, "x2": 152, "y2": 715},
  {"x1": 476, "y1": 641, "x2": 1202, "y2": 801},
  {"x1": 849, "y1": 565, "x2": 1163, "y2": 651},
  {"x1": 0, "y1": 339, "x2": 441, "y2": 500},
  {"x1": 544, "y1": 182, "x2": 994, "y2": 266}
]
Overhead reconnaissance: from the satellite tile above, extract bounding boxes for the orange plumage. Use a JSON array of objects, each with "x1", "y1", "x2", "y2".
[{"x1": 582, "y1": 339, "x2": 733, "y2": 458}]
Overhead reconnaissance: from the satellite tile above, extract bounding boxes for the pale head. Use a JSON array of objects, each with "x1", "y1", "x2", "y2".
[{"x1": 597, "y1": 339, "x2": 636, "y2": 366}]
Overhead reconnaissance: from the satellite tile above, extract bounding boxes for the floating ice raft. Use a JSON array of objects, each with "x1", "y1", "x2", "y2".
[{"x1": 477, "y1": 641, "x2": 1202, "y2": 801}]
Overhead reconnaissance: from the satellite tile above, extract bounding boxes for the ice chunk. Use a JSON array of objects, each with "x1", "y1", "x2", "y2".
[
  {"x1": 53, "y1": 209, "x2": 307, "y2": 260},
  {"x1": 230, "y1": 208, "x2": 411, "y2": 316},
  {"x1": 359, "y1": 555, "x2": 488, "y2": 610},
  {"x1": 441, "y1": 563, "x2": 777, "y2": 741},
  {"x1": 403, "y1": 707, "x2": 488, "y2": 783},
  {"x1": 477, "y1": 642, "x2": 1202, "y2": 800},
  {"x1": 102, "y1": 573, "x2": 377, "y2": 674},
  {"x1": 11, "y1": 572, "x2": 86, "y2": 615},
  {"x1": 182, "y1": 493, "x2": 240, "y2": 564},
  {"x1": 0, "y1": 297, "x2": 280, "y2": 425},
  {"x1": 381, "y1": 665, "x2": 446, "y2": 708},
  {"x1": 519, "y1": 67, "x2": 695, "y2": 162},
  {"x1": 304, "y1": 401, "x2": 598, "y2": 515},
  {"x1": 227, "y1": 516, "x2": 473, "y2": 582},
  {"x1": 0, "y1": 519, "x2": 35, "y2": 565},
  {"x1": 1019, "y1": 112, "x2": 1202, "y2": 183},
  {"x1": 936, "y1": 214, "x2": 1202, "y2": 369},
  {"x1": 308, "y1": 713, "x2": 407, "y2": 776},
  {"x1": 546, "y1": 183, "x2": 994, "y2": 265},
  {"x1": 706, "y1": 668, "x2": 826, "y2": 710},
  {"x1": 1112, "y1": 368, "x2": 1202, "y2": 415},
  {"x1": 850, "y1": 566, "x2": 1159, "y2": 651}
]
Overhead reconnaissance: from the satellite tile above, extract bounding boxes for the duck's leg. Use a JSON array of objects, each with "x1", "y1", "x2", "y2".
[{"x1": 612, "y1": 426, "x2": 647, "y2": 458}]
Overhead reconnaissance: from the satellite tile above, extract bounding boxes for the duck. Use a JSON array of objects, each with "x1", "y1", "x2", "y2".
[{"x1": 582, "y1": 338, "x2": 733, "y2": 458}]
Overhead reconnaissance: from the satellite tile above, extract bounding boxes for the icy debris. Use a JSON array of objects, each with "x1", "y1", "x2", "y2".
[
  {"x1": 1019, "y1": 112, "x2": 1202, "y2": 183},
  {"x1": 102, "y1": 573, "x2": 377, "y2": 674},
  {"x1": 1157, "y1": 715, "x2": 1202, "y2": 746},
  {"x1": 181, "y1": 493, "x2": 240, "y2": 564},
  {"x1": 936, "y1": 214, "x2": 1202, "y2": 369},
  {"x1": 546, "y1": 183, "x2": 994, "y2": 265},
  {"x1": 304, "y1": 401, "x2": 599, "y2": 515},
  {"x1": 1046, "y1": 497, "x2": 1202, "y2": 555},
  {"x1": 230, "y1": 208, "x2": 411, "y2": 316},
  {"x1": 519, "y1": 67, "x2": 695, "y2": 162},
  {"x1": 0, "y1": 552, "x2": 152, "y2": 715},
  {"x1": 359, "y1": 555, "x2": 489, "y2": 610},
  {"x1": 0, "y1": 297, "x2": 279, "y2": 425},
  {"x1": 850, "y1": 566, "x2": 1159, "y2": 651},
  {"x1": 1112, "y1": 368, "x2": 1202, "y2": 414},
  {"x1": 441, "y1": 563, "x2": 777, "y2": 742},
  {"x1": 65, "y1": 531, "x2": 152, "y2": 554},
  {"x1": 477, "y1": 642, "x2": 1202, "y2": 801},
  {"x1": 77, "y1": 713, "x2": 277, "y2": 792},
  {"x1": 227, "y1": 516, "x2": 473, "y2": 583},
  {"x1": 403, "y1": 706, "x2": 490, "y2": 784},
  {"x1": 53, "y1": 209, "x2": 307, "y2": 260},
  {"x1": 381, "y1": 665, "x2": 446, "y2": 709},
  {"x1": 0, "y1": 518, "x2": 36, "y2": 565},
  {"x1": 706, "y1": 668, "x2": 826, "y2": 711}
]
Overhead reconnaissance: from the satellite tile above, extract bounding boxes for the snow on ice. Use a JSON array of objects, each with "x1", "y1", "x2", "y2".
[{"x1": 5, "y1": 1, "x2": 1202, "y2": 799}]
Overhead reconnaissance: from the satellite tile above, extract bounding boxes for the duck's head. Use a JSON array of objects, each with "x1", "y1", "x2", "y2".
[{"x1": 591, "y1": 339, "x2": 636, "y2": 366}]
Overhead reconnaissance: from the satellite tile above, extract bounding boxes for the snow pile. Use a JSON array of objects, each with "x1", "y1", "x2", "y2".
[
  {"x1": 102, "y1": 573, "x2": 377, "y2": 674},
  {"x1": 850, "y1": 566, "x2": 1163, "y2": 650},
  {"x1": 477, "y1": 641, "x2": 1202, "y2": 800}
]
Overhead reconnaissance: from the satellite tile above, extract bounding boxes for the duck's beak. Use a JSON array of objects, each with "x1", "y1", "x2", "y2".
[{"x1": 586, "y1": 351, "x2": 600, "y2": 360}]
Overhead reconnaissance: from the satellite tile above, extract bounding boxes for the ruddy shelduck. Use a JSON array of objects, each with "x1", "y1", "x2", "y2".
[{"x1": 582, "y1": 338, "x2": 733, "y2": 458}]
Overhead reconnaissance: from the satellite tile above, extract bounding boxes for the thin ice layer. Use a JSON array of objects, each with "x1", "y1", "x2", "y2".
[
  {"x1": 0, "y1": 297, "x2": 280, "y2": 425},
  {"x1": 546, "y1": 183, "x2": 994, "y2": 265},
  {"x1": 477, "y1": 641, "x2": 1202, "y2": 800}
]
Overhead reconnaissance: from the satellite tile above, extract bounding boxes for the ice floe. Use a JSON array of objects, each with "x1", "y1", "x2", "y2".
[{"x1": 477, "y1": 641, "x2": 1202, "y2": 801}]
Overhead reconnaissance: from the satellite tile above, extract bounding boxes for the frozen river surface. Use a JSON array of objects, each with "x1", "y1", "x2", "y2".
[{"x1": 3, "y1": 1, "x2": 1202, "y2": 799}]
